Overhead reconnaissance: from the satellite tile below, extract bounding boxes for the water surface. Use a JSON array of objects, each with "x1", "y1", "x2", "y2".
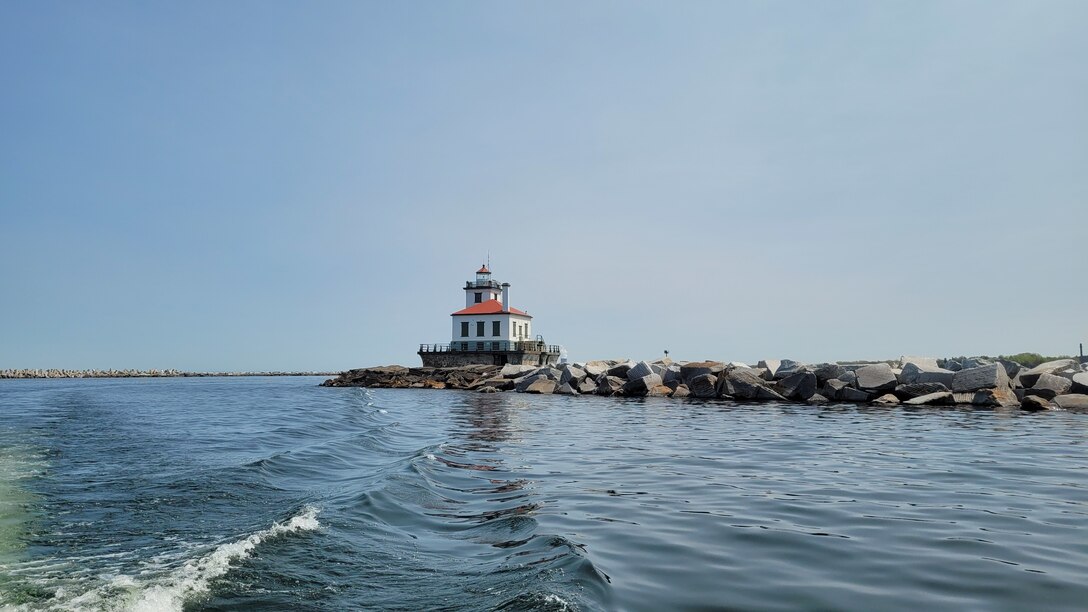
[{"x1": 0, "y1": 377, "x2": 1085, "y2": 610}]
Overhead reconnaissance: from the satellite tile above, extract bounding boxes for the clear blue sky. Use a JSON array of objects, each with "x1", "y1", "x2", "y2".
[{"x1": 2, "y1": 1, "x2": 1085, "y2": 371}]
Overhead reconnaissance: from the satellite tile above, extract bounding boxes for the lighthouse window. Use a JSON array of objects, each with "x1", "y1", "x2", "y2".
[
  {"x1": 474, "y1": 292, "x2": 482, "y2": 303},
  {"x1": 460, "y1": 322, "x2": 469, "y2": 337},
  {"x1": 492, "y1": 321, "x2": 500, "y2": 336},
  {"x1": 476, "y1": 322, "x2": 484, "y2": 337}
]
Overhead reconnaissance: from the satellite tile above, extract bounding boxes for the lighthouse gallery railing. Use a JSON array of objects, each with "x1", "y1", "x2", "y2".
[{"x1": 419, "y1": 341, "x2": 560, "y2": 354}]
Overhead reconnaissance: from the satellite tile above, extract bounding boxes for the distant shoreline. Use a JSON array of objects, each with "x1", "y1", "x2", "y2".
[{"x1": 1, "y1": 369, "x2": 337, "y2": 379}]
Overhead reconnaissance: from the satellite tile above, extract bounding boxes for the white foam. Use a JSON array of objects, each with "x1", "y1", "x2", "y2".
[
  {"x1": 0, "y1": 507, "x2": 321, "y2": 612},
  {"x1": 124, "y1": 506, "x2": 320, "y2": 612}
]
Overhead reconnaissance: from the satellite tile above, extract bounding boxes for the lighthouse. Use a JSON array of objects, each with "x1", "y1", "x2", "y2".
[{"x1": 418, "y1": 265, "x2": 560, "y2": 367}]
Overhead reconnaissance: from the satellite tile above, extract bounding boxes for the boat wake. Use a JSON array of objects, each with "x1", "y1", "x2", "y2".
[{"x1": 1, "y1": 506, "x2": 320, "y2": 612}]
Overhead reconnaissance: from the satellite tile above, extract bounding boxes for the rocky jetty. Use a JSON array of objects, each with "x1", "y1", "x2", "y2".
[
  {"x1": 321, "y1": 356, "x2": 1088, "y2": 412},
  {"x1": 1, "y1": 369, "x2": 336, "y2": 379}
]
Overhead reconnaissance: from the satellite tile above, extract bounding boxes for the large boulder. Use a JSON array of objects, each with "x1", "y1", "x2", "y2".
[
  {"x1": 855, "y1": 364, "x2": 898, "y2": 392},
  {"x1": 671, "y1": 385, "x2": 691, "y2": 398},
  {"x1": 893, "y1": 382, "x2": 949, "y2": 400},
  {"x1": 559, "y1": 365, "x2": 587, "y2": 387},
  {"x1": 626, "y1": 361, "x2": 654, "y2": 381},
  {"x1": 1029, "y1": 373, "x2": 1072, "y2": 400},
  {"x1": 662, "y1": 365, "x2": 683, "y2": 386},
  {"x1": 872, "y1": 394, "x2": 900, "y2": 405},
  {"x1": 680, "y1": 361, "x2": 725, "y2": 384},
  {"x1": 555, "y1": 382, "x2": 577, "y2": 395},
  {"x1": 773, "y1": 360, "x2": 807, "y2": 380},
  {"x1": 757, "y1": 359, "x2": 782, "y2": 379},
  {"x1": 688, "y1": 373, "x2": 718, "y2": 399},
  {"x1": 898, "y1": 362, "x2": 956, "y2": 387},
  {"x1": 1054, "y1": 394, "x2": 1088, "y2": 411},
  {"x1": 904, "y1": 391, "x2": 954, "y2": 406},
  {"x1": 951, "y1": 363, "x2": 1009, "y2": 393},
  {"x1": 515, "y1": 374, "x2": 547, "y2": 393},
  {"x1": 899, "y1": 356, "x2": 939, "y2": 369},
  {"x1": 583, "y1": 360, "x2": 612, "y2": 377},
  {"x1": 838, "y1": 387, "x2": 871, "y2": 402},
  {"x1": 524, "y1": 379, "x2": 558, "y2": 394},
  {"x1": 623, "y1": 373, "x2": 664, "y2": 397},
  {"x1": 811, "y1": 363, "x2": 847, "y2": 384},
  {"x1": 953, "y1": 388, "x2": 1018, "y2": 406},
  {"x1": 997, "y1": 359, "x2": 1022, "y2": 379},
  {"x1": 1019, "y1": 359, "x2": 1077, "y2": 388},
  {"x1": 500, "y1": 364, "x2": 537, "y2": 379},
  {"x1": 606, "y1": 361, "x2": 636, "y2": 378},
  {"x1": 1020, "y1": 395, "x2": 1051, "y2": 411},
  {"x1": 577, "y1": 378, "x2": 598, "y2": 394},
  {"x1": 1071, "y1": 372, "x2": 1088, "y2": 395},
  {"x1": 596, "y1": 376, "x2": 624, "y2": 396},
  {"x1": 775, "y1": 372, "x2": 817, "y2": 401},
  {"x1": 721, "y1": 369, "x2": 787, "y2": 401}
]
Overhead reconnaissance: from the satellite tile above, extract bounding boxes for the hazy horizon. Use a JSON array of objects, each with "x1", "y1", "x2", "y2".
[{"x1": 3, "y1": 1, "x2": 1086, "y2": 371}]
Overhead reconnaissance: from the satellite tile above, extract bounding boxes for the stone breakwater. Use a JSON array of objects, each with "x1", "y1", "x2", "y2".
[
  {"x1": 1, "y1": 369, "x2": 336, "y2": 379},
  {"x1": 321, "y1": 356, "x2": 1088, "y2": 412}
]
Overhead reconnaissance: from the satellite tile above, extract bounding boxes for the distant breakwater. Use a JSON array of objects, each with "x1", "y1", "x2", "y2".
[
  {"x1": 2, "y1": 369, "x2": 336, "y2": 379},
  {"x1": 321, "y1": 356, "x2": 1088, "y2": 412}
]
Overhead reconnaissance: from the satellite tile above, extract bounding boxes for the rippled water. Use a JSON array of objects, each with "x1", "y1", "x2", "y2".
[{"x1": 0, "y1": 377, "x2": 1086, "y2": 611}]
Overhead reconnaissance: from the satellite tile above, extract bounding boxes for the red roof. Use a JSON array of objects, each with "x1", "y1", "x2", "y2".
[
  {"x1": 476, "y1": 265, "x2": 490, "y2": 274},
  {"x1": 451, "y1": 299, "x2": 530, "y2": 317}
]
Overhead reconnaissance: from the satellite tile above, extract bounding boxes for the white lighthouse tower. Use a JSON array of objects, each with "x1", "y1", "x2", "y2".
[{"x1": 418, "y1": 264, "x2": 559, "y2": 367}]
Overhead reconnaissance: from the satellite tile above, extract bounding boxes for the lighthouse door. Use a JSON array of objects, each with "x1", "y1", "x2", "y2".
[{"x1": 493, "y1": 354, "x2": 508, "y2": 366}]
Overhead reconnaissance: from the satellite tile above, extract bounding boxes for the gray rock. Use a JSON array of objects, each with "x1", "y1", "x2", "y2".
[
  {"x1": 951, "y1": 363, "x2": 1009, "y2": 393},
  {"x1": 721, "y1": 369, "x2": 787, "y2": 401},
  {"x1": 500, "y1": 364, "x2": 537, "y2": 378},
  {"x1": 680, "y1": 361, "x2": 725, "y2": 384},
  {"x1": 626, "y1": 361, "x2": 654, "y2": 381},
  {"x1": 1071, "y1": 372, "x2": 1088, "y2": 395},
  {"x1": 855, "y1": 364, "x2": 898, "y2": 392},
  {"x1": 893, "y1": 382, "x2": 949, "y2": 400},
  {"x1": 688, "y1": 373, "x2": 718, "y2": 399},
  {"x1": 837, "y1": 371, "x2": 858, "y2": 386},
  {"x1": 1054, "y1": 394, "x2": 1088, "y2": 411},
  {"x1": 904, "y1": 391, "x2": 954, "y2": 406},
  {"x1": 515, "y1": 374, "x2": 547, "y2": 392},
  {"x1": 671, "y1": 384, "x2": 691, "y2": 398},
  {"x1": 807, "y1": 393, "x2": 829, "y2": 403},
  {"x1": 583, "y1": 360, "x2": 612, "y2": 377},
  {"x1": 898, "y1": 362, "x2": 956, "y2": 387},
  {"x1": 1019, "y1": 359, "x2": 1077, "y2": 388},
  {"x1": 524, "y1": 379, "x2": 557, "y2": 394},
  {"x1": 872, "y1": 393, "x2": 900, "y2": 405},
  {"x1": 1032, "y1": 373, "x2": 1072, "y2": 398},
  {"x1": 1020, "y1": 395, "x2": 1051, "y2": 411},
  {"x1": 822, "y1": 379, "x2": 847, "y2": 398},
  {"x1": 757, "y1": 359, "x2": 782, "y2": 379},
  {"x1": 838, "y1": 387, "x2": 871, "y2": 402},
  {"x1": 595, "y1": 376, "x2": 624, "y2": 396},
  {"x1": 953, "y1": 388, "x2": 1018, "y2": 406},
  {"x1": 812, "y1": 363, "x2": 847, "y2": 384},
  {"x1": 555, "y1": 382, "x2": 577, "y2": 395},
  {"x1": 899, "y1": 356, "x2": 939, "y2": 369},
  {"x1": 962, "y1": 357, "x2": 993, "y2": 369},
  {"x1": 577, "y1": 379, "x2": 598, "y2": 394},
  {"x1": 773, "y1": 360, "x2": 807, "y2": 380},
  {"x1": 622, "y1": 373, "x2": 664, "y2": 397},
  {"x1": 775, "y1": 372, "x2": 817, "y2": 401},
  {"x1": 662, "y1": 365, "x2": 682, "y2": 386},
  {"x1": 559, "y1": 365, "x2": 586, "y2": 387},
  {"x1": 606, "y1": 361, "x2": 636, "y2": 378},
  {"x1": 835, "y1": 387, "x2": 870, "y2": 402},
  {"x1": 997, "y1": 359, "x2": 1022, "y2": 379}
]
